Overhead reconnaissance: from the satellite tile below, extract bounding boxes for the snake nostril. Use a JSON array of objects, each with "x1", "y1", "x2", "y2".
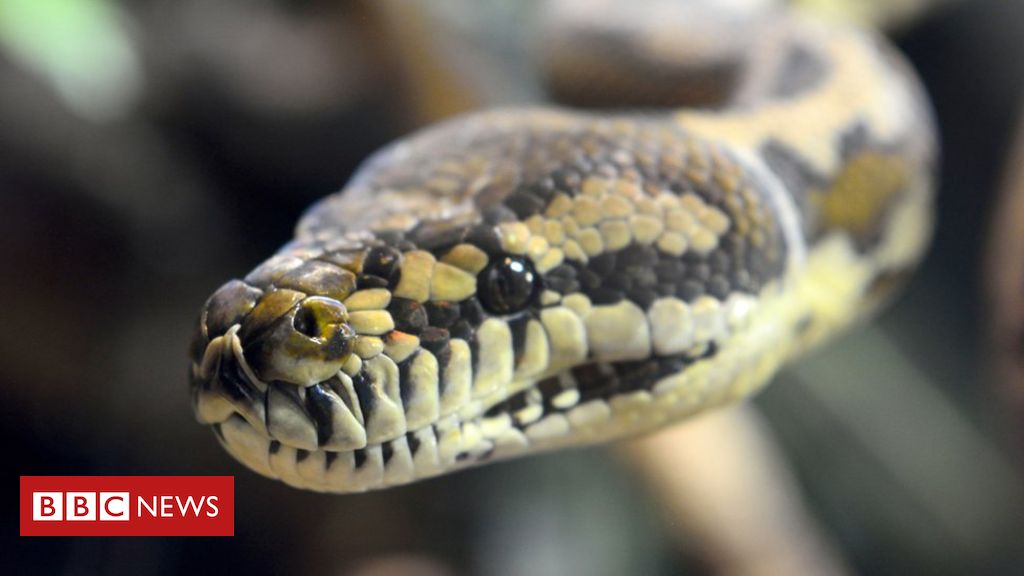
[
  {"x1": 292, "y1": 296, "x2": 350, "y2": 342},
  {"x1": 293, "y1": 305, "x2": 321, "y2": 339}
]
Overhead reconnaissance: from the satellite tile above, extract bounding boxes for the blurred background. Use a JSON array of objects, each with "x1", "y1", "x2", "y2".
[{"x1": 5, "y1": 0, "x2": 1024, "y2": 574}]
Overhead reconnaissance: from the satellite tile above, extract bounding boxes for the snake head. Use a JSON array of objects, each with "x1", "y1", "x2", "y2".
[
  {"x1": 187, "y1": 121, "x2": 801, "y2": 495},
  {"x1": 185, "y1": 106, "x2": 802, "y2": 494}
]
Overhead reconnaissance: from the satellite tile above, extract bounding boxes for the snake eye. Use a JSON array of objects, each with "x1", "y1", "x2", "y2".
[{"x1": 478, "y1": 255, "x2": 539, "y2": 314}]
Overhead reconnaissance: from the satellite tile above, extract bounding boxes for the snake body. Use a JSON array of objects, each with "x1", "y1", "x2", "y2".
[{"x1": 189, "y1": 2, "x2": 935, "y2": 493}]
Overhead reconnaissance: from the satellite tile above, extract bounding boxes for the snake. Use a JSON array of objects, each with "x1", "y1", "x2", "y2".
[{"x1": 187, "y1": 0, "x2": 936, "y2": 493}]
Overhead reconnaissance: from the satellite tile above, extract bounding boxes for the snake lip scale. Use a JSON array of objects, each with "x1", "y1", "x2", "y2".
[{"x1": 188, "y1": 7, "x2": 936, "y2": 493}]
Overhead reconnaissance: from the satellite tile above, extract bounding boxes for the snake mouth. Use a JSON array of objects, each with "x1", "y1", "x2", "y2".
[{"x1": 191, "y1": 326, "x2": 432, "y2": 492}]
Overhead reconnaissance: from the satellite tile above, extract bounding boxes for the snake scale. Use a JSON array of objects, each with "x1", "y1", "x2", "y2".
[{"x1": 188, "y1": 0, "x2": 936, "y2": 493}]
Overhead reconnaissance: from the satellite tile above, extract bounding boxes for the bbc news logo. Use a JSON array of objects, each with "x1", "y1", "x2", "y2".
[
  {"x1": 32, "y1": 491, "x2": 219, "y2": 522},
  {"x1": 20, "y1": 476, "x2": 233, "y2": 536}
]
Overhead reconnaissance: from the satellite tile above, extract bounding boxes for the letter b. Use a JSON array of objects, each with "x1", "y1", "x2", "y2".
[
  {"x1": 66, "y1": 492, "x2": 96, "y2": 521},
  {"x1": 33, "y1": 492, "x2": 63, "y2": 521}
]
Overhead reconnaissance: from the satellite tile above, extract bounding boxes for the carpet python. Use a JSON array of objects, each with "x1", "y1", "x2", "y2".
[{"x1": 188, "y1": 0, "x2": 936, "y2": 492}]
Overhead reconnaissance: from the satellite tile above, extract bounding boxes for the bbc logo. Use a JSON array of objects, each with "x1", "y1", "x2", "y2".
[
  {"x1": 21, "y1": 476, "x2": 233, "y2": 536},
  {"x1": 33, "y1": 491, "x2": 130, "y2": 521}
]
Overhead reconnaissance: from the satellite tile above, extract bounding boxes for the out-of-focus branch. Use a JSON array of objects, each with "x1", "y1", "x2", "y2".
[{"x1": 623, "y1": 406, "x2": 850, "y2": 576}]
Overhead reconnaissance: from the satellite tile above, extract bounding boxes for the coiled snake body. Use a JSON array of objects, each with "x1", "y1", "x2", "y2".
[{"x1": 189, "y1": 2, "x2": 935, "y2": 492}]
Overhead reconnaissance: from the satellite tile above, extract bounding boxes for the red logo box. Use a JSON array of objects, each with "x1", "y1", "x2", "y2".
[{"x1": 20, "y1": 476, "x2": 234, "y2": 536}]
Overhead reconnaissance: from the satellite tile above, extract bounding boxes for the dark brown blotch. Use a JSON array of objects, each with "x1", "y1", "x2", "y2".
[
  {"x1": 424, "y1": 301, "x2": 461, "y2": 328},
  {"x1": 419, "y1": 327, "x2": 451, "y2": 357},
  {"x1": 357, "y1": 274, "x2": 392, "y2": 289},
  {"x1": 464, "y1": 225, "x2": 503, "y2": 255},
  {"x1": 363, "y1": 246, "x2": 402, "y2": 282},
  {"x1": 388, "y1": 297, "x2": 428, "y2": 334}
]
